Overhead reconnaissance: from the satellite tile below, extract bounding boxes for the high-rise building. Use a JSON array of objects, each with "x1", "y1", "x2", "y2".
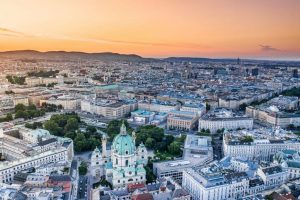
[
  {"x1": 251, "y1": 68, "x2": 259, "y2": 76},
  {"x1": 292, "y1": 69, "x2": 298, "y2": 78}
]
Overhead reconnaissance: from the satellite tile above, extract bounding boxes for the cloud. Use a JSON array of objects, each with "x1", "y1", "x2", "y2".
[
  {"x1": 0, "y1": 26, "x2": 208, "y2": 49},
  {"x1": 0, "y1": 27, "x2": 29, "y2": 37},
  {"x1": 259, "y1": 44, "x2": 279, "y2": 51},
  {"x1": 43, "y1": 34, "x2": 208, "y2": 49}
]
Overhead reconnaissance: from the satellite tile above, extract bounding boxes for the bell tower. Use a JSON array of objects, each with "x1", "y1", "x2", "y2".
[{"x1": 101, "y1": 134, "x2": 107, "y2": 158}]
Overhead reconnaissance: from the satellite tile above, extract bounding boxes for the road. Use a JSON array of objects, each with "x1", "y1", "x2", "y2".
[{"x1": 77, "y1": 176, "x2": 88, "y2": 200}]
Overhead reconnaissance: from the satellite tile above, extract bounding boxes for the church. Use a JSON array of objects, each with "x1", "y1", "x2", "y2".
[{"x1": 91, "y1": 122, "x2": 148, "y2": 188}]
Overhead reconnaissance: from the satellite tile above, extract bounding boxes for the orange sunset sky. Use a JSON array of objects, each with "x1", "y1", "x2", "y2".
[{"x1": 0, "y1": 0, "x2": 300, "y2": 60}]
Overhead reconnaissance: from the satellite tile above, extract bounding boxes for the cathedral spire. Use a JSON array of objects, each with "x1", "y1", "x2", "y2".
[{"x1": 120, "y1": 121, "x2": 127, "y2": 135}]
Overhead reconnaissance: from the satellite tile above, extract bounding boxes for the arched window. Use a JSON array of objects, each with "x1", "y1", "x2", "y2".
[
  {"x1": 125, "y1": 160, "x2": 128, "y2": 166},
  {"x1": 116, "y1": 158, "x2": 118, "y2": 165}
]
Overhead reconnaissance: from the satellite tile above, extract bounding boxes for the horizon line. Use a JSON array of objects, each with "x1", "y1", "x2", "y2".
[{"x1": 1, "y1": 49, "x2": 300, "y2": 62}]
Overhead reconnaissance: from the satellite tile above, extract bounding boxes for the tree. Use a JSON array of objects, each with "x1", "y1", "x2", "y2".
[
  {"x1": 168, "y1": 141, "x2": 181, "y2": 156},
  {"x1": 155, "y1": 141, "x2": 167, "y2": 152},
  {"x1": 165, "y1": 135, "x2": 175, "y2": 146},
  {"x1": 15, "y1": 110, "x2": 28, "y2": 119},
  {"x1": 87, "y1": 136, "x2": 101, "y2": 150},
  {"x1": 64, "y1": 118, "x2": 79, "y2": 132},
  {"x1": 239, "y1": 103, "x2": 247, "y2": 111},
  {"x1": 65, "y1": 131, "x2": 76, "y2": 140},
  {"x1": 86, "y1": 126, "x2": 97, "y2": 134},
  {"x1": 74, "y1": 132, "x2": 87, "y2": 152},
  {"x1": 287, "y1": 124, "x2": 295, "y2": 130},
  {"x1": 145, "y1": 163, "x2": 156, "y2": 183},
  {"x1": 27, "y1": 104, "x2": 37, "y2": 111},
  {"x1": 145, "y1": 138, "x2": 155, "y2": 149},
  {"x1": 206, "y1": 103, "x2": 211, "y2": 111},
  {"x1": 240, "y1": 136, "x2": 253, "y2": 143},
  {"x1": 79, "y1": 162, "x2": 88, "y2": 175},
  {"x1": 44, "y1": 120, "x2": 61, "y2": 136},
  {"x1": 15, "y1": 104, "x2": 26, "y2": 112},
  {"x1": 5, "y1": 113, "x2": 13, "y2": 121}
]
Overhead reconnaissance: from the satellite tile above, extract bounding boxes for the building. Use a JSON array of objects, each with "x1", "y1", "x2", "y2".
[
  {"x1": 274, "y1": 149, "x2": 300, "y2": 180},
  {"x1": 81, "y1": 98, "x2": 137, "y2": 119},
  {"x1": 104, "y1": 123, "x2": 148, "y2": 188},
  {"x1": 180, "y1": 102, "x2": 206, "y2": 116},
  {"x1": 246, "y1": 96, "x2": 300, "y2": 128},
  {"x1": 40, "y1": 95, "x2": 79, "y2": 110},
  {"x1": 130, "y1": 110, "x2": 156, "y2": 124},
  {"x1": 0, "y1": 96, "x2": 14, "y2": 110},
  {"x1": 256, "y1": 165, "x2": 288, "y2": 190},
  {"x1": 153, "y1": 135, "x2": 213, "y2": 183},
  {"x1": 99, "y1": 177, "x2": 191, "y2": 200},
  {"x1": 182, "y1": 166, "x2": 250, "y2": 200},
  {"x1": 251, "y1": 68, "x2": 259, "y2": 76},
  {"x1": 0, "y1": 127, "x2": 73, "y2": 183},
  {"x1": 223, "y1": 128, "x2": 300, "y2": 161},
  {"x1": 13, "y1": 96, "x2": 29, "y2": 107},
  {"x1": 292, "y1": 69, "x2": 298, "y2": 78},
  {"x1": 25, "y1": 77, "x2": 58, "y2": 87},
  {"x1": 167, "y1": 110, "x2": 198, "y2": 131},
  {"x1": 198, "y1": 108, "x2": 253, "y2": 133},
  {"x1": 138, "y1": 100, "x2": 178, "y2": 113},
  {"x1": 182, "y1": 159, "x2": 288, "y2": 200}
]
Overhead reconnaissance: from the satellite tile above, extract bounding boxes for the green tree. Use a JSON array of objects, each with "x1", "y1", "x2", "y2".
[
  {"x1": 15, "y1": 110, "x2": 28, "y2": 119},
  {"x1": 206, "y1": 103, "x2": 211, "y2": 111},
  {"x1": 79, "y1": 162, "x2": 88, "y2": 175},
  {"x1": 155, "y1": 141, "x2": 167, "y2": 151},
  {"x1": 44, "y1": 120, "x2": 61, "y2": 136},
  {"x1": 165, "y1": 135, "x2": 175, "y2": 146},
  {"x1": 145, "y1": 138, "x2": 155, "y2": 149},
  {"x1": 64, "y1": 118, "x2": 79, "y2": 132},
  {"x1": 86, "y1": 126, "x2": 97, "y2": 134},
  {"x1": 87, "y1": 136, "x2": 101, "y2": 150},
  {"x1": 239, "y1": 103, "x2": 247, "y2": 111},
  {"x1": 5, "y1": 113, "x2": 13, "y2": 121},
  {"x1": 65, "y1": 131, "x2": 76, "y2": 140},
  {"x1": 74, "y1": 132, "x2": 87, "y2": 152},
  {"x1": 168, "y1": 141, "x2": 181, "y2": 156},
  {"x1": 15, "y1": 104, "x2": 26, "y2": 112}
]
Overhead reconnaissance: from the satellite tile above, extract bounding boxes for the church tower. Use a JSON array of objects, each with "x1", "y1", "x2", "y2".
[
  {"x1": 101, "y1": 134, "x2": 107, "y2": 158},
  {"x1": 104, "y1": 122, "x2": 147, "y2": 188}
]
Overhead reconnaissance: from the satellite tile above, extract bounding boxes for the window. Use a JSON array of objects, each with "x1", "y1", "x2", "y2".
[{"x1": 126, "y1": 160, "x2": 128, "y2": 166}]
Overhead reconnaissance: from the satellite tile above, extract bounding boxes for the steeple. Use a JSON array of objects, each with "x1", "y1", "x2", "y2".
[
  {"x1": 101, "y1": 134, "x2": 107, "y2": 158},
  {"x1": 132, "y1": 131, "x2": 136, "y2": 144},
  {"x1": 120, "y1": 121, "x2": 127, "y2": 135}
]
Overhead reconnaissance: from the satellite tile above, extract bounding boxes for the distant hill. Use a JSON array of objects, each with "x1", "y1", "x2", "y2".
[
  {"x1": 0, "y1": 50, "x2": 299, "y2": 65},
  {"x1": 0, "y1": 50, "x2": 155, "y2": 62},
  {"x1": 164, "y1": 57, "x2": 238, "y2": 63}
]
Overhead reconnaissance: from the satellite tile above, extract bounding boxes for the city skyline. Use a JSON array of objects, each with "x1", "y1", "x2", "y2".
[{"x1": 1, "y1": 0, "x2": 300, "y2": 60}]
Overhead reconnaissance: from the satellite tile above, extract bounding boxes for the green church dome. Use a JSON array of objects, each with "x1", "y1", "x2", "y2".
[{"x1": 112, "y1": 123, "x2": 136, "y2": 156}]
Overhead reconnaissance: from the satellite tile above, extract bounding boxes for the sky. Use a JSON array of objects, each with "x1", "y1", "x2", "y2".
[{"x1": 0, "y1": 0, "x2": 300, "y2": 60}]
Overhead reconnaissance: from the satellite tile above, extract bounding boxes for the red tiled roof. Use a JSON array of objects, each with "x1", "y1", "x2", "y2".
[{"x1": 132, "y1": 193, "x2": 153, "y2": 200}]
